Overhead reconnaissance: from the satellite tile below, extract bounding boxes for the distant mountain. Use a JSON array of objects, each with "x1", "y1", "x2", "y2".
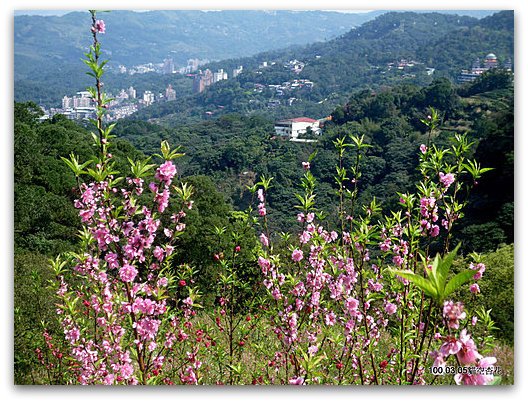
[
  {"x1": 14, "y1": 10, "x2": 382, "y2": 81},
  {"x1": 130, "y1": 11, "x2": 513, "y2": 125},
  {"x1": 411, "y1": 10, "x2": 499, "y2": 19},
  {"x1": 14, "y1": 10, "x2": 513, "y2": 122}
]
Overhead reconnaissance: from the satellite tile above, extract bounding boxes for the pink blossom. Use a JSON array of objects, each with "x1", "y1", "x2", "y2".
[
  {"x1": 291, "y1": 249, "x2": 304, "y2": 262},
  {"x1": 302, "y1": 161, "x2": 310, "y2": 170},
  {"x1": 454, "y1": 356, "x2": 497, "y2": 385},
  {"x1": 65, "y1": 327, "x2": 80, "y2": 343},
  {"x1": 153, "y1": 246, "x2": 164, "y2": 261},
  {"x1": 104, "y1": 252, "x2": 119, "y2": 269},
  {"x1": 155, "y1": 160, "x2": 177, "y2": 183},
  {"x1": 260, "y1": 233, "x2": 269, "y2": 247},
  {"x1": 103, "y1": 373, "x2": 114, "y2": 385},
  {"x1": 439, "y1": 172, "x2": 456, "y2": 188},
  {"x1": 289, "y1": 376, "x2": 304, "y2": 385},
  {"x1": 345, "y1": 297, "x2": 360, "y2": 316},
  {"x1": 420, "y1": 144, "x2": 428, "y2": 154},
  {"x1": 469, "y1": 283, "x2": 480, "y2": 294},
  {"x1": 148, "y1": 341, "x2": 157, "y2": 352},
  {"x1": 258, "y1": 203, "x2": 266, "y2": 216},
  {"x1": 379, "y1": 239, "x2": 391, "y2": 252},
  {"x1": 257, "y1": 188, "x2": 264, "y2": 202},
  {"x1": 181, "y1": 367, "x2": 198, "y2": 384},
  {"x1": 149, "y1": 182, "x2": 158, "y2": 193},
  {"x1": 134, "y1": 317, "x2": 160, "y2": 340},
  {"x1": 368, "y1": 279, "x2": 383, "y2": 292},
  {"x1": 430, "y1": 225, "x2": 440, "y2": 237},
  {"x1": 93, "y1": 19, "x2": 106, "y2": 34},
  {"x1": 299, "y1": 230, "x2": 311, "y2": 244},
  {"x1": 384, "y1": 302, "x2": 397, "y2": 315},
  {"x1": 456, "y1": 329, "x2": 481, "y2": 365},
  {"x1": 443, "y1": 300, "x2": 466, "y2": 329},
  {"x1": 271, "y1": 288, "x2": 282, "y2": 300},
  {"x1": 119, "y1": 264, "x2": 138, "y2": 283},
  {"x1": 258, "y1": 257, "x2": 271, "y2": 274},
  {"x1": 429, "y1": 350, "x2": 446, "y2": 370},
  {"x1": 440, "y1": 336, "x2": 462, "y2": 356},
  {"x1": 155, "y1": 188, "x2": 170, "y2": 213},
  {"x1": 392, "y1": 255, "x2": 404, "y2": 267},
  {"x1": 325, "y1": 311, "x2": 336, "y2": 326},
  {"x1": 308, "y1": 345, "x2": 318, "y2": 356},
  {"x1": 470, "y1": 262, "x2": 486, "y2": 280}
]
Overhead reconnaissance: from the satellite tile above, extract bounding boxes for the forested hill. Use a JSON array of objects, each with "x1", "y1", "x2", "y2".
[
  {"x1": 14, "y1": 10, "x2": 383, "y2": 81},
  {"x1": 130, "y1": 10, "x2": 513, "y2": 126}
]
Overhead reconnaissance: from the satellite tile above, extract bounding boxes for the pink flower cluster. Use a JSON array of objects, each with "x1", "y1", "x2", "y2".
[
  {"x1": 431, "y1": 302, "x2": 497, "y2": 385},
  {"x1": 257, "y1": 188, "x2": 267, "y2": 216},
  {"x1": 92, "y1": 19, "x2": 106, "y2": 34},
  {"x1": 258, "y1": 216, "x2": 393, "y2": 382},
  {"x1": 57, "y1": 156, "x2": 201, "y2": 384},
  {"x1": 439, "y1": 172, "x2": 456, "y2": 188},
  {"x1": 419, "y1": 196, "x2": 440, "y2": 237}
]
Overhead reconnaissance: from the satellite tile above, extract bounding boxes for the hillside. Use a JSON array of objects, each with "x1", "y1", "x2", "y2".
[
  {"x1": 14, "y1": 10, "x2": 383, "y2": 81},
  {"x1": 130, "y1": 10, "x2": 513, "y2": 126}
]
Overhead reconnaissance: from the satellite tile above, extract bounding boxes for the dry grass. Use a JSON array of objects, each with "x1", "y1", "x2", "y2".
[{"x1": 491, "y1": 342, "x2": 514, "y2": 385}]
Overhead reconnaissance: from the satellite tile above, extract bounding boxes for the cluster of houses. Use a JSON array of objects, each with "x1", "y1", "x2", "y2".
[{"x1": 457, "y1": 52, "x2": 512, "y2": 83}]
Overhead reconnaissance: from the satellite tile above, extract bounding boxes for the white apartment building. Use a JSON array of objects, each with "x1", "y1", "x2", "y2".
[
  {"x1": 143, "y1": 90, "x2": 155, "y2": 106},
  {"x1": 274, "y1": 117, "x2": 321, "y2": 140}
]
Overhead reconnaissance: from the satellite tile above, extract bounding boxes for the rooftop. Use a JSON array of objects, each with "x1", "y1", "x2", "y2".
[{"x1": 277, "y1": 117, "x2": 318, "y2": 124}]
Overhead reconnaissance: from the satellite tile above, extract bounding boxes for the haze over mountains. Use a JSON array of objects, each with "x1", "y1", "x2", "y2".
[
  {"x1": 129, "y1": 10, "x2": 513, "y2": 126},
  {"x1": 14, "y1": 9, "x2": 513, "y2": 127},
  {"x1": 14, "y1": 10, "x2": 383, "y2": 80},
  {"x1": 14, "y1": 9, "x2": 497, "y2": 81}
]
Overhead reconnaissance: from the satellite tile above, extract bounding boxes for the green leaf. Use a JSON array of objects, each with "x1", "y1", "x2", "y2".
[
  {"x1": 444, "y1": 270, "x2": 476, "y2": 297},
  {"x1": 436, "y1": 243, "x2": 461, "y2": 291},
  {"x1": 426, "y1": 254, "x2": 442, "y2": 296},
  {"x1": 489, "y1": 375, "x2": 502, "y2": 385},
  {"x1": 391, "y1": 270, "x2": 438, "y2": 300}
]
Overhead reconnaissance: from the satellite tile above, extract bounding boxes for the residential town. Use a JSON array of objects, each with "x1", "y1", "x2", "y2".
[{"x1": 38, "y1": 51, "x2": 510, "y2": 124}]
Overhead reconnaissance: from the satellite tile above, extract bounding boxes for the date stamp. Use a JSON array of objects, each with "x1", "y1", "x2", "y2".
[{"x1": 429, "y1": 365, "x2": 502, "y2": 376}]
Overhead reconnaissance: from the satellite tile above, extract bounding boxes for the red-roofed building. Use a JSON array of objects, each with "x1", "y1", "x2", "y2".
[{"x1": 274, "y1": 117, "x2": 321, "y2": 140}]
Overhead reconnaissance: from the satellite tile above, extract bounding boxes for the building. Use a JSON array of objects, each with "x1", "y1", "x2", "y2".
[
  {"x1": 72, "y1": 91, "x2": 94, "y2": 108},
  {"x1": 274, "y1": 117, "x2": 321, "y2": 140},
  {"x1": 127, "y1": 86, "x2": 137, "y2": 99},
  {"x1": 232, "y1": 65, "x2": 243, "y2": 78},
  {"x1": 163, "y1": 58, "x2": 175, "y2": 74},
  {"x1": 213, "y1": 69, "x2": 228, "y2": 83},
  {"x1": 143, "y1": 90, "x2": 155, "y2": 106},
  {"x1": 165, "y1": 84, "x2": 176, "y2": 101},
  {"x1": 193, "y1": 69, "x2": 214, "y2": 93},
  {"x1": 483, "y1": 53, "x2": 499, "y2": 69},
  {"x1": 116, "y1": 89, "x2": 129, "y2": 102},
  {"x1": 503, "y1": 58, "x2": 512, "y2": 71},
  {"x1": 62, "y1": 95, "x2": 73, "y2": 109},
  {"x1": 457, "y1": 52, "x2": 506, "y2": 83}
]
